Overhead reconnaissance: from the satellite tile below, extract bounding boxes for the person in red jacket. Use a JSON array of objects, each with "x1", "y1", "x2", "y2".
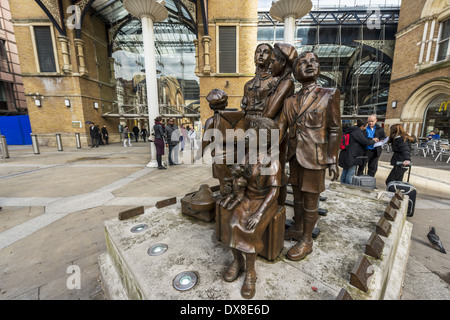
[{"x1": 339, "y1": 120, "x2": 378, "y2": 184}]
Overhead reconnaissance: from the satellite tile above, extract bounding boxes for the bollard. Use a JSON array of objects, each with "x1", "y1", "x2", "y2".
[
  {"x1": 31, "y1": 134, "x2": 40, "y2": 154},
  {"x1": 75, "y1": 133, "x2": 81, "y2": 149},
  {"x1": 56, "y1": 133, "x2": 63, "y2": 151},
  {"x1": 0, "y1": 135, "x2": 9, "y2": 159}
]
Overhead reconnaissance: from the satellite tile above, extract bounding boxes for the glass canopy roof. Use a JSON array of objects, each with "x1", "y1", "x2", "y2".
[
  {"x1": 258, "y1": 0, "x2": 402, "y2": 10},
  {"x1": 91, "y1": 0, "x2": 195, "y2": 30}
]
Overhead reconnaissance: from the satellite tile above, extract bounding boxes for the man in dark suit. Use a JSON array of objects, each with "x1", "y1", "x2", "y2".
[
  {"x1": 279, "y1": 51, "x2": 342, "y2": 261},
  {"x1": 132, "y1": 125, "x2": 140, "y2": 143},
  {"x1": 101, "y1": 125, "x2": 109, "y2": 145},
  {"x1": 89, "y1": 122, "x2": 100, "y2": 148},
  {"x1": 357, "y1": 114, "x2": 386, "y2": 177}
]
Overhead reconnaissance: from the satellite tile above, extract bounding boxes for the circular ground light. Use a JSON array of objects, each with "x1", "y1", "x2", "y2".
[
  {"x1": 130, "y1": 224, "x2": 148, "y2": 233},
  {"x1": 147, "y1": 243, "x2": 168, "y2": 256},
  {"x1": 173, "y1": 271, "x2": 198, "y2": 291}
]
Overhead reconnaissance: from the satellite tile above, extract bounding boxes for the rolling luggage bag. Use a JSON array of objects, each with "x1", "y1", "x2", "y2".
[
  {"x1": 352, "y1": 156, "x2": 376, "y2": 189},
  {"x1": 387, "y1": 163, "x2": 416, "y2": 217}
]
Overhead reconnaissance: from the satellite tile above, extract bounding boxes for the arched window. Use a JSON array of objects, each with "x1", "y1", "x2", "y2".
[{"x1": 422, "y1": 94, "x2": 450, "y2": 139}]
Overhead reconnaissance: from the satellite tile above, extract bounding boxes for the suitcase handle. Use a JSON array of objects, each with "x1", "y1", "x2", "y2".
[
  {"x1": 396, "y1": 161, "x2": 412, "y2": 167},
  {"x1": 395, "y1": 162, "x2": 412, "y2": 182}
]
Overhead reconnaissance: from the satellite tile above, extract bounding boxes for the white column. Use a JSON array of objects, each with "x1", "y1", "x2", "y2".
[
  {"x1": 141, "y1": 16, "x2": 159, "y2": 167},
  {"x1": 269, "y1": 0, "x2": 312, "y2": 45},
  {"x1": 284, "y1": 15, "x2": 296, "y2": 45},
  {"x1": 123, "y1": 0, "x2": 168, "y2": 168}
]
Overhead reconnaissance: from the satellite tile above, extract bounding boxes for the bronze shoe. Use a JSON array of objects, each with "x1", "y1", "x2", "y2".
[
  {"x1": 241, "y1": 270, "x2": 257, "y2": 299},
  {"x1": 286, "y1": 240, "x2": 313, "y2": 261},
  {"x1": 223, "y1": 259, "x2": 244, "y2": 282},
  {"x1": 284, "y1": 226, "x2": 303, "y2": 241}
]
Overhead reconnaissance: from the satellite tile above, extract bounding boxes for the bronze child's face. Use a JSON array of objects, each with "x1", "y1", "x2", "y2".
[
  {"x1": 295, "y1": 52, "x2": 320, "y2": 82},
  {"x1": 254, "y1": 44, "x2": 272, "y2": 68},
  {"x1": 269, "y1": 52, "x2": 284, "y2": 77}
]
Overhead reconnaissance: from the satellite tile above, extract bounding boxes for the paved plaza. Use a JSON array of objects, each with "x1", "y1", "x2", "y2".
[{"x1": 0, "y1": 141, "x2": 449, "y2": 300}]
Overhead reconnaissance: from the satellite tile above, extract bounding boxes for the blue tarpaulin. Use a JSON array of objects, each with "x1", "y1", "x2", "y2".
[{"x1": 0, "y1": 115, "x2": 32, "y2": 145}]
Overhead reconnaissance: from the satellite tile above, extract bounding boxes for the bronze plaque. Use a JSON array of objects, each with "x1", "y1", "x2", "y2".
[
  {"x1": 384, "y1": 205, "x2": 397, "y2": 221},
  {"x1": 336, "y1": 288, "x2": 353, "y2": 300},
  {"x1": 376, "y1": 217, "x2": 392, "y2": 237},
  {"x1": 394, "y1": 189, "x2": 404, "y2": 200},
  {"x1": 349, "y1": 255, "x2": 374, "y2": 292},
  {"x1": 390, "y1": 197, "x2": 401, "y2": 210},
  {"x1": 118, "y1": 206, "x2": 144, "y2": 220},
  {"x1": 156, "y1": 197, "x2": 177, "y2": 209},
  {"x1": 365, "y1": 232, "x2": 385, "y2": 259}
]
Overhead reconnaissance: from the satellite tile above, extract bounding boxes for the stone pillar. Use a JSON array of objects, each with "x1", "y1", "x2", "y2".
[
  {"x1": 123, "y1": 0, "x2": 168, "y2": 167},
  {"x1": 58, "y1": 35, "x2": 72, "y2": 73},
  {"x1": 269, "y1": 0, "x2": 312, "y2": 45},
  {"x1": 193, "y1": 39, "x2": 200, "y2": 75},
  {"x1": 108, "y1": 57, "x2": 116, "y2": 85},
  {"x1": 202, "y1": 35, "x2": 211, "y2": 74},
  {"x1": 74, "y1": 38, "x2": 88, "y2": 75}
]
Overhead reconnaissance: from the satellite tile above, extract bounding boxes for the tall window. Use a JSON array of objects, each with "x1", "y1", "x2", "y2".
[
  {"x1": 437, "y1": 19, "x2": 450, "y2": 62},
  {"x1": 0, "y1": 40, "x2": 9, "y2": 72},
  {"x1": 218, "y1": 26, "x2": 237, "y2": 73},
  {"x1": 34, "y1": 26, "x2": 56, "y2": 72},
  {"x1": 0, "y1": 82, "x2": 15, "y2": 111}
]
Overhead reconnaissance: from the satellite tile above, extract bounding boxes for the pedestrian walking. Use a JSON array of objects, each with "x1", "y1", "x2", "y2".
[
  {"x1": 132, "y1": 125, "x2": 140, "y2": 143},
  {"x1": 140, "y1": 126, "x2": 148, "y2": 142},
  {"x1": 188, "y1": 127, "x2": 198, "y2": 151},
  {"x1": 385, "y1": 124, "x2": 413, "y2": 186},
  {"x1": 89, "y1": 122, "x2": 100, "y2": 148},
  {"x1": 165, "y1": 118, "x2": 180, "y2": 165},
  {"x1": 101, "y1": 125, "x2": 109, "y2": 145},
  {"x1": 180, "y1": 125, "x2": 186, "y2": 152},
  {"x1": 123, "y1": 126, "x2": 132, "y2": 147},
  {"x1": 97, "y1": 125, "x2": 105, "y2": 145},
  {"x1": 153, "y1": 116, "x2": 166, "y2": 170}
]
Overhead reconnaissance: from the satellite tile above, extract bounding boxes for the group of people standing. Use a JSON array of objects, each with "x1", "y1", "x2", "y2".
[
  {"x1": 89, "y1": 122, "x2": 150, "y2": 148},
  {"x1": 339, "y1": 114, "x2": 414, "y2": 187},
  {"x1": 122, "y1": 125, "x2": 148, "y2": 147},
  {"x1": 152, "y1": 117, "x2": 197, "y2": 170},
  {"x1": 89, "y1": 122, "x2": 110, "y2": 148}
]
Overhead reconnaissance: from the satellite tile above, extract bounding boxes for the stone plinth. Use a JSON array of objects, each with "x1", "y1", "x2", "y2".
[{"x1": 99, "y1": 182, "x2": 412, "y2": 300}]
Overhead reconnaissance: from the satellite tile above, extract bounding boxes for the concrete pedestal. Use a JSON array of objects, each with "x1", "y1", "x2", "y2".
[{"x1": 98, "y1": 182, "x2": 412, "y2": 300}]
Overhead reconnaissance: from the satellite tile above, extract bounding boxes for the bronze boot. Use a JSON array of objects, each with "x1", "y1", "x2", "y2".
[
  {"x1": 286, "y1": 240, "x2": 313, "y2": 261},
  {"x1": 284, "y1": 201, "x2": 304, "y2": 241},
  {"x1": 286, "y1": 207, "x2": 317, "y2": 261},
  {"x1": 223, "y1": 249, "x2": 244, "y2": 282},
  {"x1": 241, "y1": 269, "x2": 257, "y2": 299}
]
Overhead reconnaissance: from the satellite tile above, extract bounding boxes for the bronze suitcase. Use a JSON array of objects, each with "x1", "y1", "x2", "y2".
[
  {"x1": 181, "y1": 185, "x2": 216, "y2": 222},
  {"x1": 259, "y1": 205, "x2": 286, "y2": 261}
]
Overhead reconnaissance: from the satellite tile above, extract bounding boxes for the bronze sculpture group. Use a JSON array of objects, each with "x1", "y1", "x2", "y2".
[{"x1": 199, "y1": 43, "x2": 342, "y2": 299}]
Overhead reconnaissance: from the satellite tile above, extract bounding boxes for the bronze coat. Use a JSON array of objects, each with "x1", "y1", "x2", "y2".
[{"x1": 279, "y1": 86, "x2": 342, "y2": 170}]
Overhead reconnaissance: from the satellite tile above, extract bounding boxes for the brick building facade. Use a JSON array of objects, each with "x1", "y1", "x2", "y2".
[
  {"x1": 386, "y1": 0, "x2": 450, "y2": 139},
  {"x1": 9, "y1": 0, "x2": 120, "y2": 146},
  {"x1": 0, "y1": 0, "x2": 26, "y2": 115}
]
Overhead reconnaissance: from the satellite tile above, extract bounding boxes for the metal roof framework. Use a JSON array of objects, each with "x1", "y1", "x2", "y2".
[{"x1": 258, "y1": 7, "x2": 400, "y2": 118}]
